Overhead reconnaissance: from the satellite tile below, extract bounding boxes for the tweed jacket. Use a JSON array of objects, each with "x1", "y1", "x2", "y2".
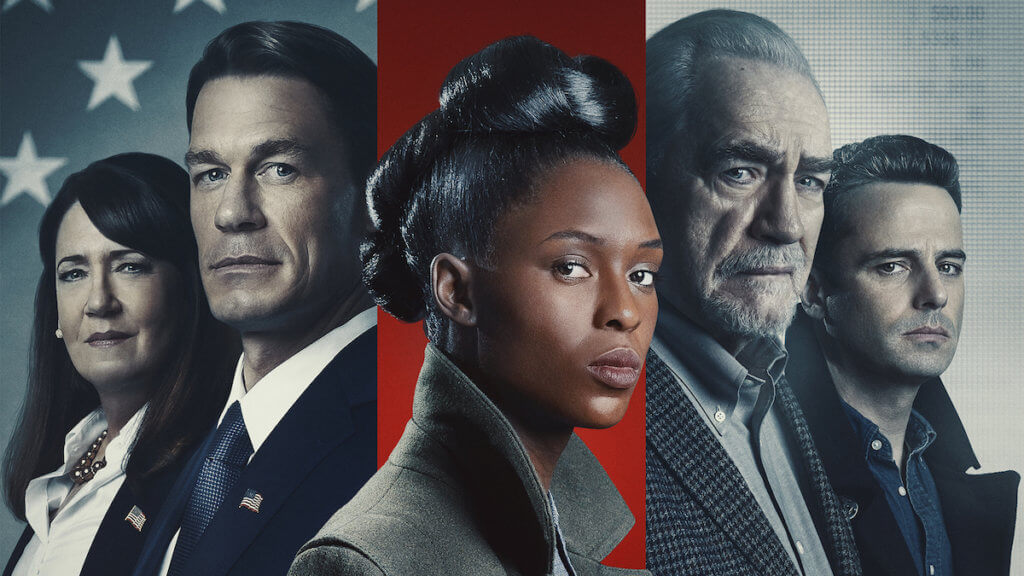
[
  {"x1": 645, "y1": 346, "x2": 862, "y2": 576},
  {"x1": 289, "y1": 343, "x2": 647, "y2": 576},
  {"x1": 786, "y1": 311, "x2": 1020, "y2": 576}
]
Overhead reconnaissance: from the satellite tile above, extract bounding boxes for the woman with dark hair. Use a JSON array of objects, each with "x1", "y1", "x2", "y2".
[
  {"x1": 291, "y1": 36, "x2": 659, "y2": 576},
  {"x1": 2, "y1": 153, "x2": 237, "y2": 576}
]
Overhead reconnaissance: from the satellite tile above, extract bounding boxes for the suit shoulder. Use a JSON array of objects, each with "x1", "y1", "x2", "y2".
[
  {"x1": 289, "y1": 542, "x2": 385, "y2": 576},
  {"x1": 303, "y1": 460, "x2": 497, "y2": 574}
]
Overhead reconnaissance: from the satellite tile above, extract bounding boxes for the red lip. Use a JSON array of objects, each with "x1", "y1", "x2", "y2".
[
  {"x1": 85, "y1": 331, "x2": 132, "y2": 347},
  {"x1": 211, "y1": 255, "x2": 280, "y2": 270},
  {"x1": 587, "y1": 348, "x2": 642, "y2": 390}
]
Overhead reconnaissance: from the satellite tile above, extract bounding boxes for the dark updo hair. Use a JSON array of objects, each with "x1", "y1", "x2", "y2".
[
  {"x1": 3, "y1": 153, "x2": 237, "y2": 520},
  {"x1": 361, "y1": 36, "x2": 637, "y2": 344}
]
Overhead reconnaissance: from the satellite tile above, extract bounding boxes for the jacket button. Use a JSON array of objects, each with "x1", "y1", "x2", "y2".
[{"x1": 846, "y1": 501, "x2": 859, "y2": 520}]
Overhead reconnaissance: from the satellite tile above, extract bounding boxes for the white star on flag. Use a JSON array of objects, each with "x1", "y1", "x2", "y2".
[
  {"x1": 0, "y1": 132, "x2": 67, "y2": 207},
  {"x1": 78, "y1": 36, "x2": 153, "y2": 111},
  {"x1": 1, "y1": 0, "x2": 52, "y2": 13},
  {"x1": 355, "y1": 0, "x2": 375, "y2": 12},
  {"x1": 173, "y1": 0, "x2": 226, "y2": 14}
]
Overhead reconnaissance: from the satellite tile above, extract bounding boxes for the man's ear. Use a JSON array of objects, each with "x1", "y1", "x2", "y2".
[
  {"x1": 431, "y1": 253, "x2": 477, "y2": 327},
  {"x1": 801, "y1": 267, "x2": 829, "y2": 322}
]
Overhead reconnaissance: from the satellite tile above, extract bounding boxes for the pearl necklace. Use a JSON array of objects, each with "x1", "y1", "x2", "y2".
[{"x1": 70, "y1": 430, "x2": 108, "y2": 485}]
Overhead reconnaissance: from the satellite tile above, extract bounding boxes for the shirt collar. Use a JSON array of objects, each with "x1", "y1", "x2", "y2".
[
  {"x1": 58, "y1": 404, "x2": 148, "y2": 472},
  {"x1": 842, "y1": 401, "x2": 938, "y2": 463},
  {"x1": 652, "y1": 303, "x2": 787, "y2": 433},
  {"x1": 24, "y1": 403, "x2": 148, "y2": 540},
  {"x1": 222, "y1": 307, "x2": 377, "y2": 454}
]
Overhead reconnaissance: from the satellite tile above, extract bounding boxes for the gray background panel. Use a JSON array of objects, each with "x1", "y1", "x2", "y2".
[{"x1": 649, "y1": 1, "x2": 1023, "y2": 573}]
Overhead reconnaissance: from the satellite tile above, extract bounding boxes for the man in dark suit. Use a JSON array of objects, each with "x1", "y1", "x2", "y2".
[
  {"x1": 644, "y1": 9, "x2": 860, "y2": 576},
  {"x1": 788, "y1": 135, "x2": 1019, "y2": 576},
  {"x1": 132, "y1": 21, "x2": 377, "y2": 576}
]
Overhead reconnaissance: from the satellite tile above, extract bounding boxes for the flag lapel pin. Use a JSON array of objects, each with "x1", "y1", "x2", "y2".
[
  {"x1": 125, "y1": 505, "x2": 147, "y2": 532},
  {"x1": 239, "y1": 489, "x2": 263, "y2": 513}
]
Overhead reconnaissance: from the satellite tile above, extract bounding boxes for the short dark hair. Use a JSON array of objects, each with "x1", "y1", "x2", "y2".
[
  {"x1": 815, "y1": 134, "x2": 962, "y2": 272},
  {"x1": 646, "y1": 9, "x2": 818, "y2": 181},
  {"x1": 186, "y1": 21, "x2": 377, "y2": 189},
  {"x1": 3, "y1": 153, "x2": 238, "y2": 520},
  {"x1": 361, "y1": 36, "x2": 637, "y2": 345}
]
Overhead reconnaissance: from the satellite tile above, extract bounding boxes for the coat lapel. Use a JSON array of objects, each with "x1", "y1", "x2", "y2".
[
  {"x1": 131, "y1": 428, "x2": 218, "y2": 576},
  {"x1": 80, "y1": 446, "x2": 198, "y2": 576},
  {"x1": 180, "y1": 328, "x2": 375, "y2": 576},
  {"x1": 784, "y1": 316, "x2": 908, "y2": 576},
  {"x1": 774, "y1": 380, "x2": 861, "y2": 576},
  {"x1": 645, "y1": 350, "x2": 799, "y2": 576}
]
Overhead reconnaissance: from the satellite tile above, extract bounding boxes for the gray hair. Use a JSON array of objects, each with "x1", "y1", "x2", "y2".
[{"x1": 646, "y1": 9, "x2": 819, "y2": 180}]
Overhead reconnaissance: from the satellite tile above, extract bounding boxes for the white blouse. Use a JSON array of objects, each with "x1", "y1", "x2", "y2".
[{"x1": 13, "y1": 405, "x2": 146, "y2": 576}]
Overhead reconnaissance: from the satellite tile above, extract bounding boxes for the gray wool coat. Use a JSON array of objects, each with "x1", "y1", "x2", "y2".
[{"x1": 289, "y1": 344, "x2": 648, "y2": 576}]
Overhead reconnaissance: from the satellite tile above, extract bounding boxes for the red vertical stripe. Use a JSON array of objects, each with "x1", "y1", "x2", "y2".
[{"x1": 377, "y1": 0, "x2": 646, "y2": 568}]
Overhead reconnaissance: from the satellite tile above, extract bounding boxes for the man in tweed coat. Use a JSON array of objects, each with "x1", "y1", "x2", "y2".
[{"x1": 644, "y1": 10, "x2": 861, "y2": 576}]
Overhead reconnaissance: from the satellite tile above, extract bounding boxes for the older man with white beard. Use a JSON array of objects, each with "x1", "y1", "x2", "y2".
[{"x1": 644, "y1": 10, "x2": 861, "y2": 576}]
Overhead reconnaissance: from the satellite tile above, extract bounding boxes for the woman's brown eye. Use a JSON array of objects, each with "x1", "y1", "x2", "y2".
[
  {"x1": 630, "y1": 269, "x2": 656, "y2": 287},
  {"x1": 554, "y1": 261, "x2": 590, "y2": 278}
]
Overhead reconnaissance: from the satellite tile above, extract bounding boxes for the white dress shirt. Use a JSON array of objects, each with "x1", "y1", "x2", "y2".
[
  {"x1": 157, "y1": 307, "x2": 377, "y2": 576},
  {"x1": 13, "y1": 405, "x2": 147, "y2": 576}
]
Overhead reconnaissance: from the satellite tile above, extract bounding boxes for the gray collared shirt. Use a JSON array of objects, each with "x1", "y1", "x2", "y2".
[{"x1": 651, "y1": 306, "x2": 834, "y2": 576}]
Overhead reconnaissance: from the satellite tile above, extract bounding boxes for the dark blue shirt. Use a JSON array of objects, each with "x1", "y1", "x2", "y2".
[{"x1": 843, "y1": 402, "x2": 954, "y2": 576}]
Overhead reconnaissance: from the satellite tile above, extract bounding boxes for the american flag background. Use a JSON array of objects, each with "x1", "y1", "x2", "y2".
[{"x1": 0, "y1": 0, "x2": 376, "y2": 555}]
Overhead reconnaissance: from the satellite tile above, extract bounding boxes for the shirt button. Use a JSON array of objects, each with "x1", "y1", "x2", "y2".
[
  {"x1": 871, "y1": 439, "x2": 883, "y2": 451},
  {"x1": 898, "y1": 486, "x2": 908, "y2": 496},
  {"x1": 714, "y1": 410, "x2": 726, "y2": 423}
]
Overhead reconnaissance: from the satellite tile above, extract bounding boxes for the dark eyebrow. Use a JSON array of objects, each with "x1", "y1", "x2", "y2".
[
  {"x1": 938, "y1": 249, "x2": 967, "y2": 261},
  {"x1": 57, "y1": 254, "x2": 86, "y2": 267},
  {"x1": 541, "y1": 230, "x2": 605, "y2": 246},
  {"x1": 184, "y1": 149, "x2": 224, "y2": 167},
  {"x1": 57, "y1": 249, "x2": 145, "y2": 267},
  {"x1": 249, "y1": 138, "x2": 311, "y2": 162},
  {"x1": 798, "y1": 156, "x2": 833, "y2": 174},
  {"x1": 184, "y1": 138, "x2": 310, "y2": 168},
  {"x1": 540, "y1": 231, "x2": 663, "y2": 250},
  {"x1": 861, "y1": 248, "x2": 966, "y2": 265},
  {"x1": 705, "y1": 142, "x2": 784, "y2": 169},
  {"x1": 860, "y1": 249, "x2": 919, "y2": 264}
]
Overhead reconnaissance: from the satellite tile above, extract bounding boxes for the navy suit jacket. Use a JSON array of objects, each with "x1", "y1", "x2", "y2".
[
  {"x1": 3, "y1": 440, "x2": 196, "y2": 576},
  {"x1": 786, "y1": 311, "x2": 1019, "y2": 576},
  {"x1": 131, "y1": 326, "x2": 377, "y2": 576}
]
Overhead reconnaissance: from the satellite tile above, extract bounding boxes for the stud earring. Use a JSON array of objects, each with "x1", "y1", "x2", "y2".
[{"x1": 55, "y1": 328, "x2": 64, "y2": 339}]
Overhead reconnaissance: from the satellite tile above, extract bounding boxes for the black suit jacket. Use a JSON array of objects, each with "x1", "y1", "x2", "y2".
[
  {"x1": 131, "y1": 326, "x2": 377, "y2": 576},
  {"x1": 3, "y1": 440, "x2": 196, "y2": 576},
  {"x1": 786, "y1": 311, "x2": 1019, "y2": 576}
]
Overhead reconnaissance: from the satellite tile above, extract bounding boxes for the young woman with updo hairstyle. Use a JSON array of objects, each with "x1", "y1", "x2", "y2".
[
  {"x1": 290, "y1": 36, "x2": 661, "y2": 576},
  {"x1": 2, "y1": 153, "x2": 237, "y2": 576}
]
